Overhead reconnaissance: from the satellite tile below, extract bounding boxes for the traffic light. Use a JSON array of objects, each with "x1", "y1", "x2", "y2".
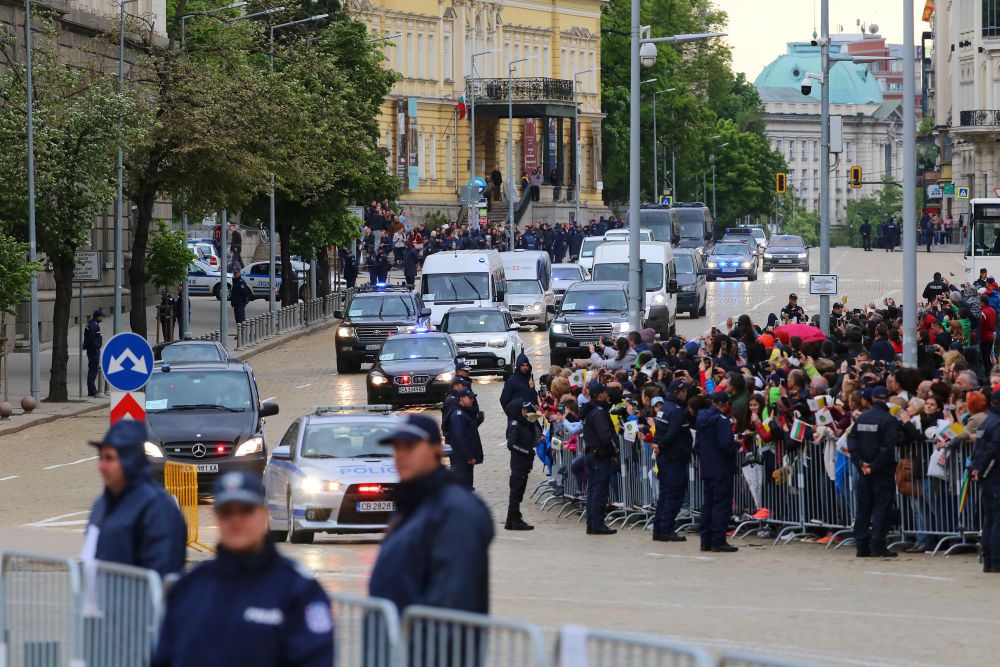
[
  {"x1": 775, "y1": 172, "x2": 786, "y2": 194},
  {"x1": 850, "y1": 166, "x2": 862, "y2": 189}
]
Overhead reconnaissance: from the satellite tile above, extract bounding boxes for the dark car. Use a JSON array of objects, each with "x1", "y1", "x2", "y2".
[
  {"x1": 143, "y1": 361, "x2": 279, "y2": 493},
  {"x1": 623, "y1": 205, "x2": 680, "y2": 244},
  {"x1": 762, "y1": 234, "x2": 810, "y2": 272},
  {"x1": 548, "y1": 281, "x2": 633, "y2": 366},
  {"x1": 366, "y1": 332, "x2": 461, "y2": 406},
  {"x1": 334, "y1": 286, "x2": 431, "y2": 373},
  {"x1": 706, "y1": 241, "x2": 758, "y2": 281},
  {"x1": 673, "y1": 202, "x2": 715, "y2": 258},
  {"x1": 722, "y1": 228, "x2": 762, "y2": 257},
  {"x1": 153, "y1": 340, "x2": 231, "y2": 364},
  {"x1": 674, "y1": 248, "x2": 707, "y2": 318}
]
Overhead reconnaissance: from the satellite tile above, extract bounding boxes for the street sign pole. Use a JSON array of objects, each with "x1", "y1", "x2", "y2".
[
  {"x1": 78, "y1": 282, "x2": 83, "y2": 398},
  {"x1": 902, "y1": 0, "x2": 917, "y2": 367}
]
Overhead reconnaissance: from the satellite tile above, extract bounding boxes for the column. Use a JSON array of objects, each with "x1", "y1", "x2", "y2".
[{"x1": 570, "y1": 114, "x2": 577, "y2": 203}]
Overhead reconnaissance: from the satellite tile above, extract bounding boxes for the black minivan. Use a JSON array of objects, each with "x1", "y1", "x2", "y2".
[{"x1": 673, "y1": 202, "x2": 715, "y2": 258}]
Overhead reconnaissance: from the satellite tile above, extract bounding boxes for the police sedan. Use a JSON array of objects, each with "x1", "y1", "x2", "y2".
[
  {"x1": 187, "y1": 259, "x2": 231, "y2": 299},
  {"x1": 264, "y1": 406, "x2": 403, "y2": 544}
]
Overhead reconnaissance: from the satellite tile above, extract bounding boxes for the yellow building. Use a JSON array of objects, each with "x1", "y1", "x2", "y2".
[{"x1": 347, "y1": 0, "x2": 606, "y2": 225}]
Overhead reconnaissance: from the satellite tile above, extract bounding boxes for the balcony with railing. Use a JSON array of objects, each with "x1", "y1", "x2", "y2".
[
  {"x1": 465, "y1": 77, "x2": 576, "y2": 117},
  {"x1": 958, "y1": 110, "x2": 1000, "y2": 129}
]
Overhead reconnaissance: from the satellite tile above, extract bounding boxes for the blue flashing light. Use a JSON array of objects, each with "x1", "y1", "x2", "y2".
[
  {"x1": 375, "y1": 282, "x2": 387, "y2": 289},
  {"x1": 586, "y1": 304, "x2": 596, "y2": 311},
  {"x1": 414, "y1": 327, "x2": 429, "y2": 333}
]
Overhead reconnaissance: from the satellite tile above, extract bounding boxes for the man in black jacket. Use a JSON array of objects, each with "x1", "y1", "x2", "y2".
[
  {"x1": 695, "y1": 392, "x2": 741, "y2": 552},
  {"x1": 445, "y1": 389, "x2": 484, "y2": 489},
  {"x1": 83, "y1": 309, "x2": 104, "y2": 397},
  {"x1": 651, "y1": 381, "x2": 693, "y2": 542},
  {"x1": 581, "y1": 383, "x2": 617, "y2": 535},
  {"x1": 973, "y1": 390, "x2": 1000, "y2": 572},
  {"x1": 500, "y1": 353, "x2": 538, "y2": 418},
  {"x1": 847, "y1": 385, "x2": 901, "y2": 558},
  {"x1": 504, "y1": 400, "x2": 539, "y2": 531}
]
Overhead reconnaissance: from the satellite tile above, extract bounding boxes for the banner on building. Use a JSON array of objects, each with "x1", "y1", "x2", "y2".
[
  {"x1": 523, "y1": 119, "x2": 537, "y2": 175},
  {"x1": 547, "y1": 118, "x2": 557, "y2": 179},
  {"x1": 922, "y1": 0, "x2": 934, "y2": 22},
  {"x1": 396, "y1": 100, "x2": 407, "y2": 189},
  {"x1": 407, "y1": 97, "x2": 419, "y2": 191}
]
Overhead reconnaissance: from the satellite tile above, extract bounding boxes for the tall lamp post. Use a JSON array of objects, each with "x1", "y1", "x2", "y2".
[
  {"x1": 628, "y1": 22, "x2": 724, "y2": 330},
  {"x1": 902, "y1": 0, "x2": 917, "y2": 366},
  {"x1": 114, "y1": 0, "x2": 139, "y2": 336},
  {"x1": 506, "y1": 56, "x2": 536, "y2": 248},
  {"x1": 25, "y1": 0, "x2": 39, "y2": 397},
  {"x1": 651, "y1": 87, "x2": 675, "y2": 199},
  {"x1": 574, "y1": 67, "x2": 600, "y2": 226},
  {"x1": 179, "y1": 1, "x2": 247, "y2": 49},
  {"x1": 468, "y1": 49, "x2": 495, "y2": 207}
]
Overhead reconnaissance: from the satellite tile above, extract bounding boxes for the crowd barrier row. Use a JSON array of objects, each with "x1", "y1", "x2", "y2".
[
  {"x1": 1, "y1": 551, "x2": 814, "y2": 667},
  {"x1": 162, "y1": 462, "x2": 213, "y2": 554},
  {"x1": 534, "y1": 430, "x2": 982, "y2": 556}
]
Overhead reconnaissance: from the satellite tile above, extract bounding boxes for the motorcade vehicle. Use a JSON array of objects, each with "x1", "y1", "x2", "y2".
[
  {"x1": 705, "y1": 240, "x2": 758, "y2": 281},
  {"x1": 673, "y1": 248, "x2": 708, "y2": 318},
  {"x1": 672, "y1": 203, "x2": 715, "y2": 258},
  {"x1": 548, "y1": 281, "x2": 634, "y2": 367},
  {"x1": 591, "y1": 241, "x2": 678, "y2": 337},
  {"x1": 419, "y1": 250, "x2": 507, "y2": 327},
  {"x1": 334, "y1": 286, "x2": 431, "y2": 373},
  {"x1": 551, "y1": 263, "x2": 589, "y2": 305},
  {"x1": 499, "y1": 250, "x2": 555, "y2": 329},
  {"x1": 186, "y1": 259, "x2": 230, "y2": 300},
  {"x1": 366, "y1": 332, "x2": 462, "y2": 406},
  {"x1": 762, "y1": 234, "x2": 810, "y2": 272},
  {"x1": 438, "y1": 307, "x2": 524, "y2": 378}
]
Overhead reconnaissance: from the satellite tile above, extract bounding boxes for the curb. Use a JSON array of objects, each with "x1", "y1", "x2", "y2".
[{"x1": 0, "y1": 401, "x2": 107, "y2": 437}]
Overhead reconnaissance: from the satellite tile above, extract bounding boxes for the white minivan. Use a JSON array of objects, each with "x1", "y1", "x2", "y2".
[
  {"x1": 499, "y1": 250, "x2": 555, "y2": 329},
  {"x1": 420, "y1": 250, "x2": 507, "y2": 327},
  {"x1": 591, "y1": 241, "x2": 678, "y2": 337}
]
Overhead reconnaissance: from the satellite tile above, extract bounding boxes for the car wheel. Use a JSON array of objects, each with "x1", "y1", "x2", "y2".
[
  {"x1": 699, "y1": 300, "x2": 707, "y2": 317},
  {"x1": 288, "y1": 496, "x2": 314, "y2": 544},
  {"x1": 212, "y1": 284, "x2": 221, "y2": 300},
  {"x1": 537, "y1": 315, "x2": 549, "y2": 332},
  {"x1": 336, "y1": 356, "x2": 359, "y2": 374}
]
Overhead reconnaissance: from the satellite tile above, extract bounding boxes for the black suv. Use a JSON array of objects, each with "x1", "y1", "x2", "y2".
[
  {"x1": 143, "y1": 361, "x2": 280, "y2": 493},
  {"x1": 334, "y1": 286, "x2": 431, "y2": 373},
  {"x1": 367, "y1": 332, "x2": 461, "y2": 406},
  {"x1": 548, "y1": 281, "x2": 633, "y2": 366},
  {"x1": 673, "y1": 202, "x2": 715, "y2": 258}
]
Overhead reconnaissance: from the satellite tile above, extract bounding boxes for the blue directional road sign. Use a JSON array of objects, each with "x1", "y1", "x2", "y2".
[{"x1": 101, "y1": 332, "x2": 154, "y2": 392}]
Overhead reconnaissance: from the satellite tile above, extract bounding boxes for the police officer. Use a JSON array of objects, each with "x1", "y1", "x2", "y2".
[
  {"x1": 780, "y1": 293, "x2": 806, "y2": 324},
  {"x1": 153, "y1": 471, "x2": 332, "y2": 667},
  {"x1": 972, "y1": 389, "x2": 1000, "y2": 572},
  {"x1": 860, "y1": 218, "x2": 872, "y2": 251},
  {"x1": 505, "y1": 400, "x2": 539, "y2": 531},
  {"x1": 651, "y1": 381, "x2": 693, "y2": 542},
  {"x1": 441, "y1": 375, "x2": 470, "y2": 442},
  {"x1": 695, "y1": 392, "x2": 740, "y2": 553},
  {"x1": 446, "y1": 388, "x2": 484, "y2": 489},
  {"x1": 847, "y1": 385, "x2": 901, "y2": 558},
  {"x1": 500, "y1": 353, "x2": 538, "y2": 419},
  {"x1": 581, "y1": 382, "x2": 617, "y2": 535},
  {"x1": 83, "y1": 309, "x2": 104, "y2": 397},
  {"x1": 84, "y1": 421, "x2": 187, "y2": 576}
]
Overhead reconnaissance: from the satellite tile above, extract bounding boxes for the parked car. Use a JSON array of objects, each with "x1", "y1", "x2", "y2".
[{"x1": 673, "y1": 248, "x2": 707, "y2": 318}]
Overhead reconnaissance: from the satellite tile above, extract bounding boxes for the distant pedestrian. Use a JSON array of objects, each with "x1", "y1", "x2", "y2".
[
  {"x1": 228, "y1": 223, "x2": 243, "y2": 269},
  {"x1": 83, "y1": 309, "x2": 104, "y2": 397},
  {"x1": 491, "y1": 164, "x2": 503, "y2": 201},
  {"x1": 403, "y1": 244, "x2": 418, "y2": 289},
  {"x1": 375, "y1": 250, "x2": 392, "y2": 284},
  {"x1": 158, "y1": 288, "x2": 176, "y2": 342},
  {"x1": 84, "y1": 421, "x2": 187, "y2": 576},
  {"x1": 695, "y1": 392, "x2": 740, "y2": 553},
  {"x1": 153, "y1": 471, "x2": 333, "y2": 667},
  {"x1": 343, "y1": 252, "x2": 358, "y2": 289},
  {"x1": 581, "y1": 382, "x2": 618, "y2": 535},
  {"x1": 445, "y1": 388, "x2": 484, "y2": 489},
  {"x1": 230, "y1": 270, "x2": 253, "y2": 325},
  {"x1": 859, "y1": 219, "x2": 872, "y2": 251}
]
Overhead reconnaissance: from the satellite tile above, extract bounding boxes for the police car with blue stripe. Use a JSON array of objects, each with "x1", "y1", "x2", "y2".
[
  {"x1": 187, "y1": 259, "x2": 231, "y2": 300},
  {"x1": 263, "y1": 406, "x2": 403, "y2": 544}
]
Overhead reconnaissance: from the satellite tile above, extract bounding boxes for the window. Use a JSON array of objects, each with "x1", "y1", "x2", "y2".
[
  {"x1": 561, "y1": 49, "x2": 566, "y2": 77},
  {"x1": 543, "y1": 46, "x2": 550, "y2": 76},
  {"x1": 406, "y1": 31, "x2": 415, "y2": 76},
  {"x1": 442, "y1": 34, "x2": 452, "y2": 81},
  {"x1": 418, "y1": 133, "x2": 426, "y2": 180},
  {"x1": 985, "y1": 0, "x2": 1000, "y2": 37},
  {"x1": 428, "y1": 33, "x2": 436, "y2": 79},
  {"x1": 395, "y1": 27, "x2": 404, "y2": 72},
  {"x1": 417, "y1": 33, "x2": 425, "y2": 78},
  {"x1": 430, "y1": 135, "x2": 437, "y2": 180}
]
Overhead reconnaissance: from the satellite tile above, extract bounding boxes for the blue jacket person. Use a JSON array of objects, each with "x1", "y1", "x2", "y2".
[
  {"x1": 651, "y1": 381, "x2": 694, "y2": 542},
  {"x1": 445, "y1": 389, "x2": 484, "y2": 489},
  {"x1": 695, "y1": 392, "x2": 741, "y2": 553},
  {"x1": 83, "y1": 309, "x2": 104, "y2": 396},
  {"x1": 505, "y1": 400, "x2": 539, "y2": 531},
  {"x1": 581, "y1": 383, "x2": 618, "y2": 535}
]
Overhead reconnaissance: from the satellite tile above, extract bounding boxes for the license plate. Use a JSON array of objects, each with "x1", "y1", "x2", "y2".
[
  {"x1": 399, "y1": 386, "x2": 426, "y2": 394},
  {"x1": 721, "y1": 268, "x2": 737, "y2": 273},
  {"x1": 195, "y1": 464, "x2": 218, "y2": 473},
  {"x1": 364, "y1": 344, "x2": 381, "y2": 350},
  {"x1": 778, "y1": 259, "x2": 792, "y2": 264},
  {"x1": 464, "y1": 358, "x2": 478, "y2": 366},
  {"x1": 357, "y1": 501, "x2": 396, "y2": 512}
]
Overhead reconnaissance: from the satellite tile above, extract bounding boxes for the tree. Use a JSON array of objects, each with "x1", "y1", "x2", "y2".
[
  {"x1": 0, "y1": 233, "x2": 40, "y2": 400},
  {"x1": 844, "y1": 184, "x2": 903, "y2": 246},
  {"x1": 0, "y1": 14, "x2": 139, "y2": 401},
  {"x1": 775, "y1": 186, "x2": 820, "y2": 246},
  {"x1": 145, "y1": 221, "x2": 191, "y2": 289},
  {"x1": 709, "y1": 118, "x2": 786, "y2": 232}
]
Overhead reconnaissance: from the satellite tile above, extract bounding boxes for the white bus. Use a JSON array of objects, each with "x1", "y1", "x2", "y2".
[{"x1": 964, "y1": 198, "x2": 1000, "y2": 280}]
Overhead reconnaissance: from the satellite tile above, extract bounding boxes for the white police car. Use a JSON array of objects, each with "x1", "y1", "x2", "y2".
[
  {"x1": 187, "y1": 259, "x2": 232, "y2": 299},
  {"x1": 264, "y1": 406, "x2": 402, "y2": 544},
  {"x1": 243, "y1": 260, "x2": 311, "y2": 301}
]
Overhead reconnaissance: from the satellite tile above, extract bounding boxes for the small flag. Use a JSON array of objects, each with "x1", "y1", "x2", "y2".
[
  {"x1": 959, "y1": 461, "x2": 971, "y2": 514},
  {"x1": 569, "y1": 369, "x2": 585, "y2": 388},
  {"x1": 922, "y1": 0, "x2": 935, "y2": 22},
  {"x1": 456, "y1": 95, "x2": 468, "y2": 120},
  {"x1": 789, "y1": 418, "x2": 808, "y2": 442},
  {"x1": 623, "y1": 420, "x2": 638, "y2": 442},
  {"x1": 888, "y1": 403, "x2": 902, "y2": 417},
  {"x1": 551, "y1": 436, "x2": 563, "y2": 450},
  {"x1": 937, "y1": 421, "x2": 965, "y2": 442},
  {"x1": 815, "y1": 409, "x2": 835, "y2": 427}
]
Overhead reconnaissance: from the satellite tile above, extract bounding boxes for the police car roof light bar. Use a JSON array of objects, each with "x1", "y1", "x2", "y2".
[{"x1": 313, "y1": 404, "x2": 394, "y2": 415}]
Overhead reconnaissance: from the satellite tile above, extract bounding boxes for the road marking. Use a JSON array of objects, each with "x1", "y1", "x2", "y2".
[
  {"x1": 44, "y1": 456, "x2": 97, "y2": 470},
  {"x1": 26, "y1": 511, "x2": 90, "y2": 528},
  {"x1": 262, "y1": 396, "x2": 277, "y2": 403},
  {"x1": 0, "y1": 475, "x2": 18, "y2": 482},
  {"x1": 295, "y1": 384, "x2": 312, "y2": 389},
  {"x1": 865, "y1": 571, "x2": 954, "y2": 582},
  {"x1": 645, "y1": 552, "x2": 715, "y2": 561}
]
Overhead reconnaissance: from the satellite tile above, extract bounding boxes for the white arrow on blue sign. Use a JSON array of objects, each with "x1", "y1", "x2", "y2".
[{"x1": 101, "y1": 332, "x2": 154, "y2": 392}]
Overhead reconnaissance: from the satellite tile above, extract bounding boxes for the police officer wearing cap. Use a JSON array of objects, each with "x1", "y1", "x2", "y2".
[
  {"x1": 153, "y1": 472, "x2": 333, "y2": 667},
  {"x1": 972, "y1": 389, "x2": 1000, "y2": 572},
  {"x1": 695, "y1": 392, "x2": 740, "y2": 552},
  {"x1": 370, "y1": 415, "x2": 493, "y2": 613},
  {"x1": 847, "y1": 385, "x2": 902, "y2": 558},
  {"x1": 441, "y1": 375, "x2": 469, "y2": 441},
  {"x1": 504, "y1": 400, "x2": 539, "y2": 530},
  {"x1": 446, "y1": 388, "x2": 484, "y2": 489},
  {"x1": 581, "y1": 382, "x2": 618, "y2": 535},
  {"x1": 651, "y1": 380, "x2": 693, "y2": 542},
  {"x1": 780, "y1": 294, "x2": 806, "y2": 324}
]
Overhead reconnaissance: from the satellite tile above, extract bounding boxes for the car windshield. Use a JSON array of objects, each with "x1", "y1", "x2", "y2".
[
  {"x1": 580, "y1": 238, "x2": 604, "y2": 258},
  {"x1": 769, "y1": 237, "x2": 804, "y2": 249},
  {"x1": 507, "y1": 279, "x2": 542, "y2": 295},
  {"x1": 553, "y1": 267, "x2": 581, "y2": 281},
  {"x1": 300, "y1": 422, "x2": 395, "y2": 459},
  {"x1": 379, "y1": 337, "x2": 452, "y2": 361},
  {"x1": 750, "y1": 229, "x2": 766, "y2": 241},
  {"x1": 674, "y1": 255, "x2": 695, "y2": 273},
  {"x1": 159, "y1": 344, "x2": 224, "y2": 363},
  {"x1": 445, "y1": 312, "x2": 507, "y2": 333},
  {"x1": 561, "y1": 289, "x2": 628, "y2": 312},
  {"x1": 679, "y1": 221, "x2": 704, "y2": 238},
  {"x1": 591, "y1": 263, "x2": 663, "y2": 291},
  {"x1": 348, "y1": 295, "x2": 414, "y2": 318},
  {"x1": 421, "y1": 273, "x2": 488, "y2": 302},
  {"x1": 145, "y1": 370, "x2": 252, "y2": 412},
  {"x1": 714, "y1": 243, "x2": 751, "y2": 256}
]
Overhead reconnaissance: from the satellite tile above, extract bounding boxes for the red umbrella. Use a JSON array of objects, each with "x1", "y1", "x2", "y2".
[{"x1": 774, "y1": 323, "x2": 826, "y2": 344}]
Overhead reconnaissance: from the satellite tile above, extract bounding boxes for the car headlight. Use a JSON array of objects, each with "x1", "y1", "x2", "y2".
[
  {"x1": 617, "y1": 322, "x2": 630, "y2": 333},
  {"x1": 144, "y1": 441, "x2": 163, "y2": 458},
  {"x1": 337, "y1": 326, "x2": 354, "y2": 338},
  {"x1": 551, "y1": 323, "x2": 568, "y2": 334},
  {"x1": 707, "y1": 261, "x2": 718, "y2": 268},
  {"x1": 651, "y1": 292, "x2": 666, "y2": 305},
  {"x1": 370, "y1": 371, "x2": 388, "y2": 386},
  {"x1": 234, "y1": 436, "x2": 264, "y2": 457},
  {"x1": 487, "y1": 338, "x2": 507, "y2": 348},
  {"x1": 741, "y1": 261, "x2": 753, "y2": 268},
  {"x1": 797, "y1": 252, "x2": 808, "y2": 259},
  {"x1": 301, "y1": 477, "x2": 323, "y2": 494},
  {"x1": 681, "y1": 284, "x2": 696, "y2": 292},
  {"x1": 436, "y1": 371, "x2": 454, "y2": 383},
  {"x1": 530, "y1": 302, "x2": 542, "y2": 311}
]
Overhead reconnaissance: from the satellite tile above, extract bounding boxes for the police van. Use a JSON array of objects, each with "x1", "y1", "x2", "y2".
[
  {"x1": 420, "y1": 250, "x2": 507, "y2": 327},
  {"x1": 591, "y1": 241, "x2": 678, "y2": 337}
]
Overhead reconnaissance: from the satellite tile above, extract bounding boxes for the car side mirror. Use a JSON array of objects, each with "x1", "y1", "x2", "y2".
[
  {"x1": 260, "y1": 402, "x2": 279, "y2": 418},
  {"x1": 271, "y1": 445, "x2": 291, "y2": 460},
  {"x1": 420, "y1": 307, "x2": 431, "y2": 318},
  {"x1": 333, "y1": 310, "x2": 343, "y2": 319},
  {"x1": 667, "y1": 279, "x2": 678, "y2": 294},
  {"x1": 546, "y1": 304, "x2": 557, "y2": 313}
]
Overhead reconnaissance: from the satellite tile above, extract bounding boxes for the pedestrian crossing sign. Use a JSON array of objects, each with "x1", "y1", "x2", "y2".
[
  {"x1": 958, "y1": 187, "x2": 970, "y2": 199},
  {"x1": 658, "y1": 195, "x2": 673, "y2": 207}
]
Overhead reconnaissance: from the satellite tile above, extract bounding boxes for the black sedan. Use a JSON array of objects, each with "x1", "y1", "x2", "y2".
[
  {"x1": 366, "y1": 332, "x2": 461, "y2": 406},
  {"x1": 762, "y1": 234, "x2": 810, "y2": 272},
  {"x1": 153, "y1": 340, "x2": 231, "y2": 364},
  {"x1": 705, "y1": 241, "x2": 757, "y2": 281}
]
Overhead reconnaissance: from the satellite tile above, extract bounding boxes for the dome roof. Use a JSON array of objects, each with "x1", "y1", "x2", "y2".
[{"x1": 754, "y1": 42, "x2": 883, "y2": 105}]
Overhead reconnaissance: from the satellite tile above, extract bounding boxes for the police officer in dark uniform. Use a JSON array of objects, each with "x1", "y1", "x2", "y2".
[
  {"x1": 695, "y1": 392, "x2": 740, "y2": 553},
  {"x1": 860, "y1": 218, "x2": 872, "y2": 251},
  {"x1": 500, "y1": 353, "x2": 538, "y2": 418},
  {"x1": 581, "y1": 382, "x2": 618, "y2": 535},
  {"x1": 847, "y1": 385, "x2": 901, "y2": 558},
  {"x1": 651, "y1": 380, "x2": 693, "y2": 542},
  {"x1": 780, "y1": 293, "x2": 806, "y2": 323},
  {"x1": 441, "y1": 375, "x2": 470, "y2": 442},
  {"x1": 972, "y1": 389, "x2": 1000, "y2": 572},
  {"x1": 505, "y1": 400, "x2": 539, "y2": 531},
  {"x1": 446, "y1": 388, "x2": 484, "y2": 489},
  {"x1": 152, "y1": 471, "x2": 333, "y2": 667},
  {"x1": 83, "y1": 309, "x2": 104, "y2": 397}
]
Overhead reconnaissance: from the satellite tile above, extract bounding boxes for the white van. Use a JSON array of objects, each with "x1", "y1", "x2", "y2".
[
  {"x1": 603, "y1": 228, "x2": 654, "y2": 243},
  {"x1": 591, "y1": 241, "x2": 678, "y2": 337},
  {"x1": 420, "y1": 250, "x2": 507, "y2": 327},
  {"x1": 499, "y1": 250, "x2": 555, "y2": 329},
  {"x1": 578, "y1": 237, "x2": 606, "y2": 273}
]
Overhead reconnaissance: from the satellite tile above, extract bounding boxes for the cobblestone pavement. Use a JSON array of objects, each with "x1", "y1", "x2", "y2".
[{"x1": 1, "y1": 248, "x2": 994, "y2": 666}]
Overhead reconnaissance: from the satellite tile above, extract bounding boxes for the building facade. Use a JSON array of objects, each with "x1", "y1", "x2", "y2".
[
  {"x1": 755, "y1": 42, "x2": 904, "y2": 226},
  {"x1": 347, "y1": 0, "x2": 606, "y2": 225}
]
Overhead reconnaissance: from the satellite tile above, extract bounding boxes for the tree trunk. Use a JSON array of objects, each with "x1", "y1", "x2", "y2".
[
  {"x1": 47, "y1": 255, "x2": 76, "y2": 402},
  {"x1": 317, "y1": 248, "x2": 330, "y2": 298},
  {"x1": 128, "y1": 192, "x2": 157, "y2": 337},
  {"x1": 278, "y1": 226, "x2": 295, "y2": 306}
]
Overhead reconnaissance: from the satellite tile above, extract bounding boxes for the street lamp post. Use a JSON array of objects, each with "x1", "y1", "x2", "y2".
[
  {"x1": 651, "y1": 88, "x2": 675, "y2": 199},
  {"x1": 902, "y1": 0, "x2": 917, "y2": 366},
  {"x1": 507, "y1": 57, "x2": 535, "y2": 249},
  {"x1": 628, "y1": 21, "x2": 724, "y2": 330},
  {"x1": 469, "y1": 49, "x2": 495, "y2": 213},
  {"x1": 179, "y1": 1, "x2": 247, "y2": 50},
  {"x1": 114, "y1": 0, "x2": 139, "y2": 336},
  {"x1": 25, "y1": 0, "x2": 39, "y2": 397},
  {"x1": 574, "y1": 68, "x2": 599, "y2": 227},
  {"x1": 709, "y1": 142, "x2": 728, "y2": 224}
]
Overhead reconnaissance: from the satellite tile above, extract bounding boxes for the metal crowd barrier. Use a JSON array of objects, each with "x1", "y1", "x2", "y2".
[
  {"x1": 402, "y1": 605, "x2": 550, "y2": 667},
  {"x1": 718, "y1": 651, "x2": 814, "y2": 667},
  {"x1": 232, "y1": 291, "x2": 348, "y2": 351},
  {"x1": 558, "y1": 625, "x2": 712, "y2": 667},
  {"x1": 163, "y1": 461, "x2": 213, "y2": 552},
  {"x1": 533, "y1": 436, "x2": 586, "y2": 520},
  {"x1": 607, "y1": 434, "x2": 656, "y2": 529},
  {"x1": 330, "y1": 592, "x2": 403, "y2": 667},
  {"x1": 80, "y1": 560, "x2": 164, "y2": 667}
]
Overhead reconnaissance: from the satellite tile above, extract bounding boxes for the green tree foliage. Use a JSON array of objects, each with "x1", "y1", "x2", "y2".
[
  {"x1": 844, "y1": 184, "x2": 903, "y2": 247},
  {"x1": 0, "y1": 234, "x2": 38, "y2": 317},
  {"x1": 709, "y1": 119, "x2": 787, "y2": 235},
  {"x1": 775, "y1": 186, "x2": 820, "y2": 246},
  {"x1": 0, "y1": 14, "x2": 139, "y2": 401},
  {"x1": 145, "y1": 222, "x2": 192, "y2": 289}
]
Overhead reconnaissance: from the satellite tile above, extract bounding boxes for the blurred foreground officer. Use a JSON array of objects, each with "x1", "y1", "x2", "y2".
[
  {"x1": 153, "y1": 472, "x2": 333, "y2": 667},
  {"x1": 505, "y1": 400, "x2": 539, "y2": 531},
  {"x1": 972, "y1": 390, "x2": 1000, "y2": 572},
  {"x1": 84, "y1": 421, "x2": 186, "y2": 576},
  {"x1": 696, "y1": 392, "x2": 740, "y2": 553},
  {"x1": 847, "y1": 385, "x2": 901, "y2": 558},
  {"x1": 370, "y1": 415, "x2": 494, "y2": 613},
  {"x1": 651, "y1": 381, "x2": 693, "y2": 542},
  {"x1": 446, "y1": 388, "x2": 484, "y2": 489}
]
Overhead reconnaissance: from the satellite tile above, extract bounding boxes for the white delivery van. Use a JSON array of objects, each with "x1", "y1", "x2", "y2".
[
  {"x1": 603, "y1": 228, "x2": 654, "y2": 243},
  {"x1": 420, "y1": 250, "x2": 507, "y2": 327},
  {"x1": 498, "y1": 250, "x2": 555, "y2": 329},
  {"x1": 591, "y1": 241, "x2": 678, "y2": 337}
]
